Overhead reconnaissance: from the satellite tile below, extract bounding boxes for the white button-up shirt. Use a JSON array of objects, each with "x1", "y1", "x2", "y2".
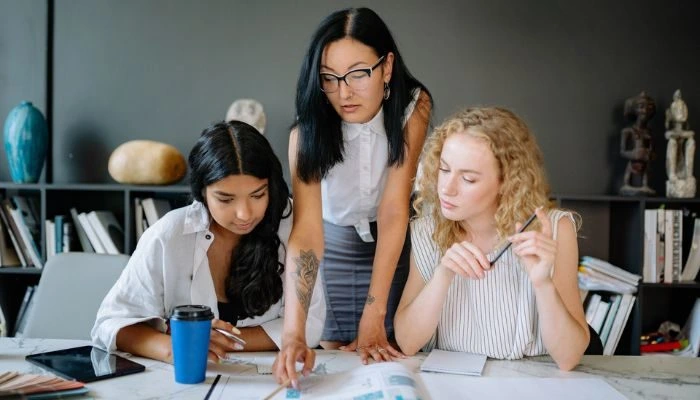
[
  {"x1": 92, "y1": 201, "x2": 325, "y2": 352},
  {"x1": 321, "y1": 89, "x2": 421, "y2": 242}
]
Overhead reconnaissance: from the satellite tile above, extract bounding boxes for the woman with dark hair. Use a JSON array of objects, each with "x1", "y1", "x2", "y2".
[
  {"x1": 275, "y1": 7, "x2": 432, "y2": 386},
  {"x1": 92, "y1": 121, "x2": 325, "y2": 363}
]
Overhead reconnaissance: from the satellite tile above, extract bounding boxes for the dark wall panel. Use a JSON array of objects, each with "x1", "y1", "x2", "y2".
[
  {"x1": 39, "y1": 0, "x2": 700, "y2": 194},
  {"x1": 0, "y1": 0, "x2": 47, "y2": 182}
]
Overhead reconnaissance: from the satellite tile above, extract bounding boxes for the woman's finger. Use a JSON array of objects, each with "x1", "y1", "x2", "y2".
[
  {"x1": 384, "y1": 343, "x2": 404, "y2": 358},
  {"x1": 367, "y1": 347, "x2": 383, "y2": 362},
  {"x1": 358, "y1": 347, "x2": 370, "y2": 365}
]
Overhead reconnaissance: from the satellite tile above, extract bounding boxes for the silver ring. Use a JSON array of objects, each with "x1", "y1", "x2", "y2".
[{"x1": 377, "y1": 348, "x2": 387, "y2": 353}]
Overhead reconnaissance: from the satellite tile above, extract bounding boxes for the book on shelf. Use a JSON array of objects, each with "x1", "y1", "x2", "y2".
[
  {"x1": 0, "y1": 203, "x2": 27, "y2": 267},
  {"x1": 13, "y1": 285, "x2": 36, "y2": 336},
  {"x1": 579, "y1": 257, "x2": 640, "y2": 295},
  {"x1": 0, "y1": 371, "x2": 87, "y2": 399},
  {"x1": 0, "y1": 209, "x2": 21, "y2": 267},
  {"x1": 2, "y1": 199, "x2": 42, "y2": 269},
  {"x1": 643, "y1": 208, "x2": 698, "y2": 283},
  {"x1": 141, "y1": 197, "x2": 171, "y2": 227},
  {"x1": 10, "y1": 196, "x2": 41, "y2": 247},
  {"x1": 603, "y1": 293, "x2": 636, "y2": 356},
  {"x1": 134, "y1": 197, "x2": 146, "y2": 242},
  {"x1": 664, "y1": 209, "x2": 682, "y2": 283},
  {"x1": 77, "y1": 212, "x2": 105, "y2": 254},
  {"x1": 684, "y1": 298, "x2": 700, "y2": 357},
  {"x1": 45, "y1": 219, "x2": 55, "y2": 258},
  {"x1": 599, "y1": 294, "x2": 622, "y2": 345},
  {"x1": 579, "y1": 257, "x2": 639, "y2": 355},
  {"x1": 69, "y1": 208, "x2": 94, "y2": 253},
  {"x1": 0, "y1": 301, "x2": 6, "y2": 337},
  {"x1": 87, "y1": 211, "x2": 124, "y2": 255},
  {"x1": 681, "y1": 218, "x2": 700, "y2": 282}
]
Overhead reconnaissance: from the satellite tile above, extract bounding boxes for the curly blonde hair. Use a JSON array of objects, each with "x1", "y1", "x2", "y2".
[{"x1": 414, "y1": 107, "x2": 553, "y2": 254}]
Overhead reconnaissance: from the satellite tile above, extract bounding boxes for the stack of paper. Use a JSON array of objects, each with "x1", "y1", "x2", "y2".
[{"x1": 420, "y1": 349, "x2": 487, "y2": 376}]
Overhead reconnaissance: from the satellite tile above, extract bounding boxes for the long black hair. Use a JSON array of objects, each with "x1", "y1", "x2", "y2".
[
  {"x1": 295, "y1": 7, "x2": 431, "y2": 182},
  {"x1": 189, "y1": 120, "x2": 290, "y2": 318}
]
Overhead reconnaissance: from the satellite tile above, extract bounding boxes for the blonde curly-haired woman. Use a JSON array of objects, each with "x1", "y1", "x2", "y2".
[{"x1": 394, "y1": 107, "x2": 589, "y2": 371}]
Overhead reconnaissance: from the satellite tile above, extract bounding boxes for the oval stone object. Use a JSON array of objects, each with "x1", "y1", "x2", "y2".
[{"x1": 108, "y1": 140, "x2": 186, "y2": 185}]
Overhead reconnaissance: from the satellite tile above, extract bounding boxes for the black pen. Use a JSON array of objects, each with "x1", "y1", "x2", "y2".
[
  {"x1": 203, "y1": 374, "x2": 221, "y2": 400},
  {"x1": 489, "y1": 211, "x2": 539, "y2": 266}
]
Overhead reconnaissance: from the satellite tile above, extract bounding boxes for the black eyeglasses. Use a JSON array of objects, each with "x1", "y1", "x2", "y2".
[{"x1": 319, "y1": 56, "x2": 386, "y2": 93}]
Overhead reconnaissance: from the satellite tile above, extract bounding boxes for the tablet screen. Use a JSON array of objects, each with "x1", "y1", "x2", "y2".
[{"x1": 25, "y1": 345, "x2": 145, "y2": 383}]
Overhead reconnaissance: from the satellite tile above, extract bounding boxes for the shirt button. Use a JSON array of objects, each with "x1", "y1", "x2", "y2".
[{"x1": 205, "y1": 234, "x2": 211, "y2": 240}]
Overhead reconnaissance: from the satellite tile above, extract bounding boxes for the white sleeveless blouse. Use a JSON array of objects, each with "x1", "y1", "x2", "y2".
[
  {"x1": 321, "y1": 89, "x2": 421, "y2": 242},
  {"x1": 410, "y1": 209, "x2": 574, "y2": 359}
]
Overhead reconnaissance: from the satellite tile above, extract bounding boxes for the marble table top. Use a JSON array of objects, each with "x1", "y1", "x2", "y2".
[{"x1": 1, "y1": 338, "x2": 698, "y2": 399}]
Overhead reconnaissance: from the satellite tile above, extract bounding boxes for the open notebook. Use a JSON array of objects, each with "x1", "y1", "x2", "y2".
[{"x1": 420, "y1": 349, "x2": 487, "y2": 376}]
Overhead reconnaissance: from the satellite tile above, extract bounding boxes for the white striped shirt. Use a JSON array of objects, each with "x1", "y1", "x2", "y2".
[{"x1": 410, "y1": 210, "x2": 574, "y2": 359}]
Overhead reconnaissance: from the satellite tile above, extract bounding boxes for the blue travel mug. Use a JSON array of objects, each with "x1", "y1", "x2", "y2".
[{"x1": 170, "y1": 305, "x2": 214, "y2": 384}]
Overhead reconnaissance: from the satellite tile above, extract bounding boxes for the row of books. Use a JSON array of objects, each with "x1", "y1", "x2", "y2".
[
  {"x1": 0, "y1": 196, "x2": 42, "y2": 268},
  {"x1": 0, "y1": 196, "x2": 175, "y2": 266},
  {"x1": 643, "y1": 208, "x2": 700, "y2": 283},
  {"x1": 579, "y1": 256, "x2": 641, "y2": 355},
  {"x1": 47, "y1": 197, "x2": 172, "y2": 255},
  {"x1": 45, "y1": 208, "x2": 125, "y2": 257}
]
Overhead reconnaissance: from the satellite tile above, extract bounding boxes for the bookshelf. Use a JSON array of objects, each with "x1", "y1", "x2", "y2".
[
  {"x1": 553, "y1": 194, "x2": 700, "y2": 355},
  {"x1": 0, "y1": 182, "x2": 191, "y2": 334},
  {"x1": 1, "y1": 186, "x2": 699, "y2": 353}
]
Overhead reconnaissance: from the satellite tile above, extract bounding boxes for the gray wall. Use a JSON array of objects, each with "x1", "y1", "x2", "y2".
[
  {"x1": 2, "y1": 0, "x2": 700, "y2": 195},
  {"x1": 0, "y1": 0, "x2": 46, "y2": 182}
]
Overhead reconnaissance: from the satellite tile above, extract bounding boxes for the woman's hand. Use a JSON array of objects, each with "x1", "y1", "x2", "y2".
[
  {"x1": 207, "y1": 319, "x2": 243, "y2": 362},
  {"x1": 272, "y1": 337, "x2": 315, "y2": 389},
  {"x1": 438, "y1": 241, "x2": 491, "y2": 279},
  {"x1": 340, "y1": 309, "x2": 404, "y2": 364},
  {"x1": 510, "y1": 208, "x2": 557, "y2": 287}
]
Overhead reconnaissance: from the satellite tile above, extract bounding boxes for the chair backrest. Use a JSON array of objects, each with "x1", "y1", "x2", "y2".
[{"x1": 20, "y1": 252, "x2": 130, "y2": 340}]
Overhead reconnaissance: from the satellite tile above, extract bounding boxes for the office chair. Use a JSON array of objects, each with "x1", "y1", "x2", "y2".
[{"x1": 19, "y1": 252, "x2": 130, "y2": 340}]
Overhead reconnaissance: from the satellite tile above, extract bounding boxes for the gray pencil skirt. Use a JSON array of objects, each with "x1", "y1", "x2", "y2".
[{"x1": 320, "y1": 220, "x2": 410, "y2": 342}]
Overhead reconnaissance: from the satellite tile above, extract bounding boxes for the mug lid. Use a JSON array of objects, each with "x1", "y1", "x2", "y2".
[{"x1": 170, "y1": 305, "x2": 214, "y2": 321}]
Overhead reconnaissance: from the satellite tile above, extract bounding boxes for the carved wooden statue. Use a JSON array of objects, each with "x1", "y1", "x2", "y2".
[
  {"x1": 665, "y1": 89, "x2": 696, "y2": 198},
  {"x1": 619, "y1": 91, "x2": 656, "y2": 196}
]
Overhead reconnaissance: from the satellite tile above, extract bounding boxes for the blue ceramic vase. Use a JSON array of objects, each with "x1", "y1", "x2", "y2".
[{"x1": 3, "y1": 101, "x2": 48, "y2": 183}]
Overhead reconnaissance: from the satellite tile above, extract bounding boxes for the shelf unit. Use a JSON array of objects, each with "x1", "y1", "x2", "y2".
[
  {"x1": 0, "y1": 182, "x2": 191, "y2": 335},
  {"x1": 1, "y1": 186, "x2": 698, "y2": 353},
  {"x1": 553, "y1": 193, "x2": 700, "y2": 355}
]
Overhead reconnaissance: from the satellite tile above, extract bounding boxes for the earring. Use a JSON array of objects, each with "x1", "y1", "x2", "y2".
[{"x1": 383, "y1": 82, "x2": 391, "y2": 100}]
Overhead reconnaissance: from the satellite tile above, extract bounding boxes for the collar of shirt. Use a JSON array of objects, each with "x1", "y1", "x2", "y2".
[
  {"x1": 341, "y1": 106, "x2": 386, "y2": 140},
  {"x1": 182, "y1": 200, "x2": 211, "y2": 235}
]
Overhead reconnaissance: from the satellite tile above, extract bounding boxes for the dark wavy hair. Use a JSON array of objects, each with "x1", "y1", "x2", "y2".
[
  {"x1": 295, "y1": 7, "x2": 431, "y2": 182},
  {"x1": 189, "y1": 121, "x2": 290, "y2": 318}
]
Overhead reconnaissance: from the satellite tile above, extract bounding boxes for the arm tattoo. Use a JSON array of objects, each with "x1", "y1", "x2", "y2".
[
  {"x1": 366, "y1": 294, "x2": 375, "y2": 306},
  {"x1": 293, "y1": 250, "x2": 319, "y2": 315}
]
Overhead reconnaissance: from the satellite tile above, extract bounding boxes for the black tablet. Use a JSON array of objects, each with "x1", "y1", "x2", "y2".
[{"x1": 25, "y1": 345, "x2": 145, "y2": 383}]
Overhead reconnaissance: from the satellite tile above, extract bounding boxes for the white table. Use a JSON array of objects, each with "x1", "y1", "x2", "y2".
[{"x1": 1, "y1": 338, "x2": 699, "y2": 399}]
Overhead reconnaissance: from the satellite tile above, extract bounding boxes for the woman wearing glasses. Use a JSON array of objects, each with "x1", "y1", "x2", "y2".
[{"x1": 273, "y1": 7, "x2": 431, "y2": 387}]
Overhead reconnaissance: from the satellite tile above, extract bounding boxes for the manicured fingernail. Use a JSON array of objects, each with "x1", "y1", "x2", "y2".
[
  {"x1": 231, "y1": 326, "x2": 241, "y2": 334},
  {"x1": 234, "y1": 343, "x2": 244, "y2": 350},
  {"x1": 339, "y1": 346, "x2": 345, "y2": 350},
  {"x1": 292, "y1": 379, "x2": 299, "y2": 389}
]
